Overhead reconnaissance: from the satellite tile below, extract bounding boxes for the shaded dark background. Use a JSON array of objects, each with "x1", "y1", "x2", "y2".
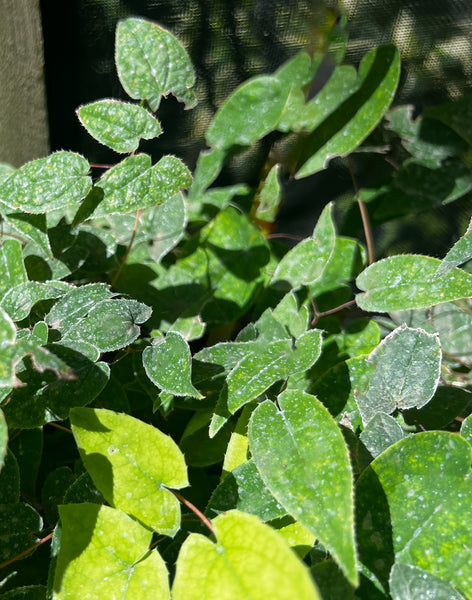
[{"x1": 39, "y1": 0, "x2": 472, "y2": 256}]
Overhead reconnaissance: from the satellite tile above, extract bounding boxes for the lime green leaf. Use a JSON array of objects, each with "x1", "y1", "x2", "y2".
[
  {"x1": 0, "y1": 409, "x2": 6, "y2": 471},
  {"x1": 93, "y1": 154, "x2": 191, "y2": 217},
  {"x1": 45, "y1": 283, "x2": 114, "y2": 333},
  {"x1": 143, "y1": 332, "x2": 201, "y2": 398},
  {"x1": 356, "y1": 432, "x2": 472, "y2": 595},
  {"x1": 70, "y1": 407, "x2": 188, "y2": 535},
  {"x1": 296, "y1": 45, "x2": 400, "y2": 178},
  {"x1": 207, "y1": 460, "x2": 285, "y2": 522},
  {"x1": 3, "y1": 346, "x2": 109, "y2": 429},
  {"x1": 0, "y1": 152, "x2": 91, "y2": 214},
  {"x1": 355, "y1": 326, "x2": 441, "y2": 425},
  {"x1": 389, "y1": 563, "x2": 466, "y2": 600},
  {"x1": 1, "y1": 281, "x2": 71, "y2": 321},
  {"x1": 172, "y1": 510, "x2": 321, "y2": 600},
  {"x1": 116, "y1": 18, "x2": 196, "y2": 111},
  {"x1": 63, "y1": 299, "x2": 151, "y2": 353},
  {"x1": 360, "y1": 413, "x2": 404, "y2": 458},
  {"x1": 0, "y1": 239, "x2": 27, "y2": 297},
  {"x1": 249, "y1": 390, "x2": 358, "y2": 585},
  {"x1": 77, "y1": 100, "x2": 162, "y2": 153},
  {"x1": 0, "y1": 503, "x2": 42, "y2": 563},
  {"x1": 272, "y1": 203, "x2": 336, "y2": 289},
  {"x1": 0, "y1": 307, "x2": 16, "y2": 387},
  {"x1": 148, "y1": 192, "x2": 186, "y2": 262},
  {"x1": 435, "y1": 227, "x2": 472, "y2": 278},
  {"x1": 206, "y1": 75, "x2": 291, "y2": 150},
  {"x1": 356, "y1": 255, "x2": 472, "y2": 312},
  {"x1": 54, "y1": 503, "x2": 170, "y2": 599}
]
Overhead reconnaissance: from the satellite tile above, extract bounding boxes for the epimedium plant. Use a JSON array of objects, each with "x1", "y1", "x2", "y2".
[{"x1": 0, "y1": 15, "x2": 472, "y2": 600}]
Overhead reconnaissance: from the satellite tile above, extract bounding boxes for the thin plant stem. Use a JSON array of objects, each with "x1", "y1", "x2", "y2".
[
  {"x1": 347, "y1": 157, "x2": 375, "y2": 265},
  {"x1": 112, "y1": 210, "x2": 141, "y2": 288},
  {"x1": 0, "y1": 531, "x2": 54, "y2": 570},
  {"x1": 311, "y1": 298, "x2": 357, "y2": 326},
  {"x1": 169, "y1": 489, "x2": 215, "y2": 535}
]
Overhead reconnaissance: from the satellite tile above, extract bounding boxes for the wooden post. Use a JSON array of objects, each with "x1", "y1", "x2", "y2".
[{"x1": 0, "y1": 0, "x2": 50, "y2": 167}]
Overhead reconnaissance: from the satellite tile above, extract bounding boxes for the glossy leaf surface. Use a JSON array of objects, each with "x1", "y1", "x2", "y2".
[
  {"x1": 0, "y1": 152, "x2": 91, "y2": 214},
  {"x1": 355, "y1": 326, "x2": 441, "y2": 425},
  {"x1": 172, "y1": 510, "x2": 321, "y2": 600},
  {"x1": 54, "y1": 503, "x2": 170, "y2": 599},
  {"x1": 77, "y1": 100, "x2": 162, "y2": 153},
  {"x1": 249, "y1": 390, "x2": 358, "y2": 585},
  {"x1": 70, "y1": 408, "x2": 188, "y2": 535},
  {"x1": 356, "y1": 254, "x2": 472, "y2": 312},
  {"x1": 116, "y1": 18, "x2": 196, "y2": 111},
  {"x1": 356, "y1": 432, "x2": 472, "y2": 595},
  {"x1": 143, "y1": 332, "x2": 201, "y2": 397}
]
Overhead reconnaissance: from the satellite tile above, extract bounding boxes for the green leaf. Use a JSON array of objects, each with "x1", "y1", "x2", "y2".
[
  {"x1": 53, "y1": 503, "x2": 170, "y2": 599},
  {"x1": 63, "y1": 299, "x2": 151, "y2": 353},
  {"x1": 45, "y1": 283, "x2": 114, "y2": 334},
  {"x1": 1, "y1": 281, "x2": 71, "y2": 322},
  {"x1": 356, "y1": 432, "x2": 472, "y2": 595},
  {"x1": 389, "y1": 563, "x2": 466, "y2": 600},
  {"x1": 70, "y1": 407, "x2": 188, "y2": 535},
  {"x1": 8, "y1": 429, "x2": 43, "y2": 497},
  {"x1": 93, "y1": 153, "x2": 191, "y2": 217},
  {"x1": 356, "y1": 255, "x2": 472, "y2": 312},
  {"x1": 0, "y1": 152, "x2": 91, "y2": 214},
  {"x1": 148, "y1": 192, "x2": 186, "y2": 262},
  {"x1": 0, "y1": 306, "x2": 16, "y2": 387},
  {"x1": 435, "y1": 226, "x2": 472, "y2": 278},
  {"x1": 0, "y1": 503, "x2": 42, "y2": 563},
  {"x1": 355, "y1": 326, "x2": 441, "y2": 425},
  {"x1": 392, "y1": 300, "x2": 472, "y2": 362},
  {"x1": 272, "y1": 203, "x2": 336, "y2": 289},
  {"x1": 143, "y1": 332, "x2": 201, "y2": 398},
  {"x1": 296, "y1": 45, "x2": 400, "y2": 177},
  {"x1": 272, "y1": 292, "x2": 309, "y2": 339},
  {"x1": 386, "y1": 105, "x2": 468, "y2": 166},
  {"x1": 461, "y1": 414, "x2": 472, "y2": 446},
  {"x1": 116, "y1": 18, "x2": 196, "y2": 111},
  {"x1": 77, "y1": 100, "x2": 162, "y2": 153},
  {"x1": 359, "y1": 413, "x2": 404, "y2": 458},
  {"x1": 3, "y1": 345, "x2": 110, "y2": 429},
  {"x1": 249, "y1": 390, "x2": 358, "y2": 585},
  {"x1": 2, "y1": 212, "x2": 52, "y2": 258},
  {"x1": 226, "y1": 328, "x2": 323, "y2": 414},
  {"x1": 187, "y1": 148, "x2": 226, "y2": 202},
  {"x1": 0, "y1": 450, "x2": 19, "y2": 502},
  {"x1": 425, "y1": 95, "x2": 472, "y2": 147},
  {"x1": 206, "y1": 75, "x2": 291, "y2": 150},
  {"x1": 0, "y1": 409, "x2": 6, "y2": 471},
  {"x1": 254, "y1": 163, "x2": 282, "y2": 224},
  {"x1": 207, "y1": 459, "x2": 285, "y2": 522},
  {"x1": 0, "y1": 585, "x2": 47, "y2": 600},
  {"x1": 0, "y1": 239, "x2": 27, "y2": 297},
  {"x1": 172, "y1": 510, "x2": 321, "y2": 600}
]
